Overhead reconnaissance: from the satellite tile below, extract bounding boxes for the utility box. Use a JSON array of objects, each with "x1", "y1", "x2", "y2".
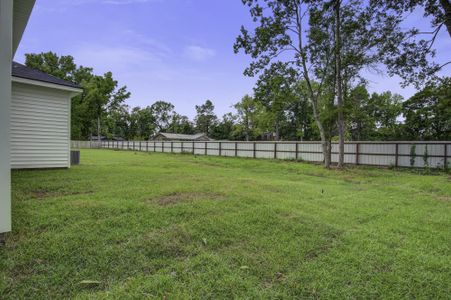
[{"x1": 70, "y1": 150, "x2": 80, "y2": 165}]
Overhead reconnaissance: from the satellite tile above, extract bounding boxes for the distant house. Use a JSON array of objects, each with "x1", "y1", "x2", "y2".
[
  {"x1": 90, "y1": 135, "x2": 108, "y2": 142},
  {"x1": 151, "y1": 132, "x2": 210, "y2": 141},
  {"x1": 112, "y1": 136, "x2": 125, "y2": 141},
  {"x1": 90, "y1": 135, "x2": 125, "y2": 141}
]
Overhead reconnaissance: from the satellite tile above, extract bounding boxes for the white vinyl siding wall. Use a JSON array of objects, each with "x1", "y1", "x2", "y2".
[{"x1": 11, "y1": 81, "x2": 71, "y2": 169}]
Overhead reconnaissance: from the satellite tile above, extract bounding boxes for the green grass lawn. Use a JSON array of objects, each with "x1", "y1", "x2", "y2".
[{"x1": 1, "y1": 149, "x2": 450, "y2": 299}]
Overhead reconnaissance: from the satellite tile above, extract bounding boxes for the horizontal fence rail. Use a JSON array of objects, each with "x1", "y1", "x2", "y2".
[{"x1": 75, "y1": 140, "x2": 451, "y2": 169}]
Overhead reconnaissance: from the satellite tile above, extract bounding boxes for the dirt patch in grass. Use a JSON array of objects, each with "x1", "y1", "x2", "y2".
[
  {"x1": 154, "y1": 192, "x2": 225, "y2": 206},
  {"x1": 436, "y1": 195, "x2": 451, "y2": 202}
]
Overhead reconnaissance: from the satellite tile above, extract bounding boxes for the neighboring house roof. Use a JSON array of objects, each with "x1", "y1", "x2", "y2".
[
  {"x1": 90, "y1": 135, "x2": 108, "y2": 141},
  {"x1": 153, "y1": 132, "x2": 210, "y2": 141},
  {"x1": 11, "y1": 62, "x2": 81, "y2": 89}
]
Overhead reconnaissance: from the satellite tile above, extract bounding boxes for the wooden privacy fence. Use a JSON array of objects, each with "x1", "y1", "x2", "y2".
[{"x1": 79, "y1": 140, "x2": 451, "y2": 169}]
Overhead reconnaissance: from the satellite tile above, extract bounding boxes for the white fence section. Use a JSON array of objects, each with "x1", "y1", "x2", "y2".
[
  {"x1": 71, "y1": 140, "x2": 101, "y2": 149},
  {"x1": 77, "y1": 140, "x2": 450, "y2": 168}
]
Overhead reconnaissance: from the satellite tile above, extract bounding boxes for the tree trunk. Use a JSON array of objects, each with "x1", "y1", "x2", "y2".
[
  {"x1": 274, "y1": 120, "x2": 280, "y2": 141},
  {"x1": 335, "y1": 0, "x2": 345, "y2": 168},
  {"x1": 245, "y1": 115, "x2": 250, "y2": 141},
  {"x1": 440, "y1": 0, "x2": 451, "y2": 38},
  {"x1": 296, "y1": 2, "x2": 331, "y2": 168},
  {"x1": 309, "y1": 97, "x2": 331, "y2": 168}
]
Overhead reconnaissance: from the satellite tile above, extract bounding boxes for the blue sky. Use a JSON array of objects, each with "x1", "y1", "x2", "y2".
[{"x1": 15, "y1": 0, "x2": 451, "y2": 118}]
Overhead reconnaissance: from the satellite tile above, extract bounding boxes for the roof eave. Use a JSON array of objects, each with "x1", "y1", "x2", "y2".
[
  {"x1": 12, "y1": 0, "x2": 35, "y2": 56},
  {"x1": 12, "y1": 76, "x2": 83, "y2": 94}
]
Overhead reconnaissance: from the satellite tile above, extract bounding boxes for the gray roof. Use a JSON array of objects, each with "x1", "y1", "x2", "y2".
[
  {"x1": 155, "y1": 133, "x2": 209, "y2": 140},
  {"x1": 12, "y1": 62, "x2": 81, "y2": 89}
]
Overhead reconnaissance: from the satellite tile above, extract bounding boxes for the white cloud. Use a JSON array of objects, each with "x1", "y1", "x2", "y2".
[
  {"x1": 120, "y1": 30, "x2": 172, "y2": 57},
  {"x1": 73, "y1": 44, "x2": 162, "y2": 73},
  {"x1": 183, "y1": 45, "x2": 216, "y2": 62}
]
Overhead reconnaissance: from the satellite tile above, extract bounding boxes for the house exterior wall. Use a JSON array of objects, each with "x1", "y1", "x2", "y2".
[
  {"x1": 11, "y1": 82, "x2": 72, "y2": 169},
  {"x1": 0, "y1": 0, "x2": 13, "y2": 234}
]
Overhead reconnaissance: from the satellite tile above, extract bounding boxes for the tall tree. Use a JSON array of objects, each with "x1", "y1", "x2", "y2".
[
  {"x1": 288, "y1": 81, "x2": 317, "y2": 141},
  {"x1": 347, "y1": 86, "x2": 403, "y2": 141},
  {"x1": 253, "y1": 63, "x2": 297, "y2": 141},
  {"x1": 235, "y1": 0, "x2": 336, "y2": 167},
  {"x1": 195, "y1": 100, "x2": 218, "y2": 135},
  {"x1": 25, "y1": 52, "x2": 130, "y2": 140},
  {"x1": 150, "y1": 101, "x2": 175, "y2": 133},
  {"x1": 402, "y1": 78, "x2": 451, "y2": 140},
  {"x1": 234, "y1": 95, "x2": 260, "y2": 141},
  {"x1": 131, "y1": 106, "x2": 156, "y2": 139},
  {"x1": 105, "y1": 104, "x2": 131, "y2": 139},
  {"x1": 372, "y1": 0, "x2": 451, "y2": 87},
  {"x1": 168, "y1": 113, "x2": 195, "y2": 134},
  {"x1": 346, "y1": 86, "x2": 374, "y2": 141},
  {"x1": 212, "y1": 113, "x2": 238, "y2": 140},
  {"x1": 333, "y1": 0, "x2": 345, "y2": 167},
  {"x1": 84, "y1": 73, "x2": 130, "y2": 141}
]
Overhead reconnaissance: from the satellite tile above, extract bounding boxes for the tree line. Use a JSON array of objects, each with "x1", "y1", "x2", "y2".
[
  {"x1": 25, "y1": 51, "x2": 450, "y2": 143},
  {"x1": 24, "y1": 0, "x2": 451, "y2": 168}
]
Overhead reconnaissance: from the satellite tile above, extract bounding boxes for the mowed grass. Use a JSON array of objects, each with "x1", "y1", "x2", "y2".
[{"x1": 1, "y1": 149, "x2": 450, "y2": 299}]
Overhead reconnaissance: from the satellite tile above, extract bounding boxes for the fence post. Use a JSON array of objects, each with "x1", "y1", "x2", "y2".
[
  {"x1": 295, "y1": 142, "x2": 299, "y2": 161},
  {"x1": 192, "y1": 142, "x2": 194, "y2": 154},
  {"x1": 274, "y1": 143, "x2": 277, "y2": 159},
  {"x1": 181, "y1": 142, "x2": 184, "y2": 153},
  {"x1": 154, "y1": 141, "x2": 156, "y2": 152},
  {"x1": 171, "y1": 141, "x2": 173, "y2": 153},
  {"x1": 356, "y1": 143, "x2": 359, "y2": 165},
  {"x1": 139, "y1": 141, "x2": 141, "y2": 151},
  {"x1": 205, "y1": 142, "x2": 207, "y2": 155},
  {"x1": 395, "y1": 143, "x2": 399, "y2": 167},
  {"x1": 235, "y1": 142, "x2": 238, "y2": 157},
  {"x1": 253, "y1": 142, "x2": 256, "y2": 158},
  {"x1": 444, "y1": 143, "x2": 448, "y2": 168},
  {"x1": 219, "y1": 142, "x2": 222, "y2": 156}
]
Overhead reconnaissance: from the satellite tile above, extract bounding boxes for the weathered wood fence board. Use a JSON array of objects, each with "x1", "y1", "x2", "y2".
[{"x1": 73, "y1": 140, "x2": 451, "y2": 169}]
